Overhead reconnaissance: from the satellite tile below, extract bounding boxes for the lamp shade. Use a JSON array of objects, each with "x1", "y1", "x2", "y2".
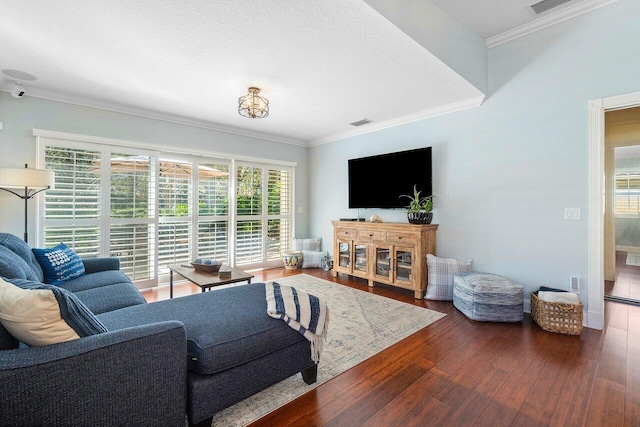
[{"x1": 0, "y1": 167, "x2": 55, "y2": 190}]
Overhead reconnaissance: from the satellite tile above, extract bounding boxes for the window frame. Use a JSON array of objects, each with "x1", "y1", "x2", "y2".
[{"x1": 35, "y1": 129, "x2": 296, "y2": 288}]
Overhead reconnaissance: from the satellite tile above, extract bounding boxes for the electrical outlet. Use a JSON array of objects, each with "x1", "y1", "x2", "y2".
[{"x1": 570, "y1": 276, "x2": 580, "y2": 293}]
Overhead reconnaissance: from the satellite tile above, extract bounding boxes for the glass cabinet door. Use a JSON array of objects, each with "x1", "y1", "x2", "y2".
[
  {"x1": 394, "y1": 249, "x2": 413, "y2": 283},
  {"x1": 375, "y1": 247, "x2": 391, "y2": 279},
  {"x1": 353, "y1": 244, "x2": 368, "y2": 273},
  {"x1": 338, "y1": 241, "x2": 351, "y2": 269}
]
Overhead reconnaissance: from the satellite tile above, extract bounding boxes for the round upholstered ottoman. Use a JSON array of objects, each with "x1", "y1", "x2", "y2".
[{"x1": 453, "y1": 273, "x2": 524, "y2": 322}]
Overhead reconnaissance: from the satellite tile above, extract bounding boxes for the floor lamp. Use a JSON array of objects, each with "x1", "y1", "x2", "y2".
[{"x1": 0, "y1": 164, "x2": 55, "y2": 244}]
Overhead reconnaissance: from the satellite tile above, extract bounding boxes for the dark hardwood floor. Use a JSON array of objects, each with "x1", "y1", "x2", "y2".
[
  {"x1": 605, "y1": 250, "x2": 640, "y2": 301},
  {"x1": 143, "y1": 268, "x2": 639, "y2": 426}
]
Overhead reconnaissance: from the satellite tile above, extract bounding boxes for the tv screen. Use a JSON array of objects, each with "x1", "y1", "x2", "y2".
[{"x1": 348, "y1": 147, "x2": 432, "y2": 209}]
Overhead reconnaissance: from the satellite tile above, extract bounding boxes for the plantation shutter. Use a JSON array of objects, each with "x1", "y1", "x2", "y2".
[
  {"x1": 109, "y1": 153, "x2": 156, "y2": 283},
  {"x1": 615, "y1": 172, "x2": 640, "y2": 215},
  {"x1": 235, "y1": 163, "x2": 293, "y2": 268},
  {"x1": 37, "y1": 130, "x2": 295, "y2": 286},
  {"x1": 157, "y1": 159, "x2": 192, "y2": 274},
  {"x1": 236, "y1": 165, "x2": 263, "y2": 266},
  {"x1": 43, "y1": 146, "x2": 102, "y2": 257},
  {"x1": 197, "y1": 161, "x2": 230, "y2": 263},
  {"x1": 266, "y1": 168, "x2": 292, "y2": 262}
]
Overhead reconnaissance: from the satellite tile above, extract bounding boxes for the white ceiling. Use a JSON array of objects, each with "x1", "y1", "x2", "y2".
[
  {"x1": 0, "y1": 0, "x2": 617, "y2": 146},
  {"x1": 431, "y1": 0, "x2": 607, "y2": 40}
]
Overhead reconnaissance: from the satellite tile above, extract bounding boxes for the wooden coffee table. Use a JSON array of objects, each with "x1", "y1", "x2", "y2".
[{"x1": 167, "y1": 264, "x2": 254, "y2": 298}]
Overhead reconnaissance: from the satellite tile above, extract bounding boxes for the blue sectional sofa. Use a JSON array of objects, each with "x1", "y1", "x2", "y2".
[{"x1": 0, "y1": 233, "x2": 317, "y2": 426}]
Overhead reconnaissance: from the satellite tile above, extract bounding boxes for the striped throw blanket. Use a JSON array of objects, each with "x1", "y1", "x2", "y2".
[{"x1": 266, "y1": 282, "x2": 329, "y2": 363}]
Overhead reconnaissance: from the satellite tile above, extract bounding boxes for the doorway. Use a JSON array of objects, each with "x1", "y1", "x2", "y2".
[
  {"x1": 588, "y1": 91, "x2": 640, "y2": 330},
  {"x1": 604, "y1": 108, "x2": 640, "y2": 306}
]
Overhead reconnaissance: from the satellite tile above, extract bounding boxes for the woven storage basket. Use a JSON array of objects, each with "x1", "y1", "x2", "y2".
[{"x1": 530, "y1": 292, "x2": 583, "y2": 335}]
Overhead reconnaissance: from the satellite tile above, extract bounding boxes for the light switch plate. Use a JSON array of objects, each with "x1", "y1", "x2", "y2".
[{"x1": 564, "y1": 208, "x2": 581, "y2": 220}]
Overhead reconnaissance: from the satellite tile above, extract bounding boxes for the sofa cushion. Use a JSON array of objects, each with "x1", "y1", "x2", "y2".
[
  {"x1": 0, "y1": 233, "x2": 44, "y2": 282},
  {"x1": 0, "y1": 278, "x2": 107, "y2": 346},
  {"x1": 57, "y1": 270, "x2": 133, "y2": 293},
  {"x1": 32, "y1": 243, "x2": 85, "y2": 285},
  {"x1": 74, "y1": 282, "x2": 147, "y2": 315},
  {"x1": 97, "y1": 283, "x2": 307, "y2": 375}
]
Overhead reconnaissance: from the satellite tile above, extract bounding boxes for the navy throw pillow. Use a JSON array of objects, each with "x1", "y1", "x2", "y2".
[{"x1": 32, "y1": 243, "x2": 86, "y2": 285}]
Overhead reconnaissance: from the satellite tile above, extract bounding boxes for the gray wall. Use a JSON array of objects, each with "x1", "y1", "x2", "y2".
[
  {"x1": 0, "y1": 94, "x2": 310, "y2": 240},
  {"x1": 308, "y1": 0, "x2": 640, "y2": 310}
]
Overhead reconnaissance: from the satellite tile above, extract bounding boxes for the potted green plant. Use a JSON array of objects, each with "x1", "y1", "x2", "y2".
[{"x1": 400, "y1": 185, "x2": 433, "y2": 224}]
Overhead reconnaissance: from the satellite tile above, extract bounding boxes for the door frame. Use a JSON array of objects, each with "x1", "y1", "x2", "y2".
[{"x1": 588, "y1": 90, "x2": 640, "y2": 330}]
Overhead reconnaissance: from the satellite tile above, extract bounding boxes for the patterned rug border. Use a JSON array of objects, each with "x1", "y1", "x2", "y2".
[{"x1": 209, "y1": 274, "x2": 446, "y2": 426}]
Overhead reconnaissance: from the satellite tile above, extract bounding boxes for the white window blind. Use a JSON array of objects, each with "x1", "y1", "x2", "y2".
[
  {"x1": 266, "y1": 169, "x2": 292, "y2": 262},
  {"x1": 43, "y1": 146, "x2": 101, "y2": 257},
  {"x1": 615, "y1": 172, "x2": 640, "y2": 216},
  {"x1": 197, "y1": 161, "x2": 230, "y2": 263},
  {"x1": 234, "y1": 164, "x2": 293, "y2": 268},
  {"x1": 109, "y1": 153, "x2": 157, "y2": 282},
  {"x1": 39, "y1": 133, "x2": 294, "y2": 287}
]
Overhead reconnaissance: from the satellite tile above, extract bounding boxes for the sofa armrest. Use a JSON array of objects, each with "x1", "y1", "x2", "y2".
[
  {"x1": 0, "y1": 321, "x2": 187, "y2": 427},
  {"x1": 82, "y1": 257, "x2": 121, "y2": 274}
]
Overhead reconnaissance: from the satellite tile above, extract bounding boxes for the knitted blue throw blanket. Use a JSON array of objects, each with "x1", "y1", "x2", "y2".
[{"x1": 266, "y1": 282, "x2": 329, "y2": 363}]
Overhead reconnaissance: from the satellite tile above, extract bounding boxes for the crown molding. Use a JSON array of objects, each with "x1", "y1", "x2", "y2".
[
  {"x1": 308, "y1": 95, "x2": 485, "y2": 147},
  {"x1": 32, "y1": 128, "x2": 298, "y2": 167},
  {"x1": 1, "y1": 87, "x2": 308, "y2": 147},
  {"x1": 486, "y1": 0, "x2": 618, "y2": 49}
]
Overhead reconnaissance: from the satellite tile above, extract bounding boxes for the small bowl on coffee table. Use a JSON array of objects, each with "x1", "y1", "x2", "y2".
[{"x1": 191, "y1": 259, "x2": 222, "y2": 273}]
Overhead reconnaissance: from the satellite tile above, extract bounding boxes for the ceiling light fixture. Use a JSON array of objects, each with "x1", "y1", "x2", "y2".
[{"x1": 238, "y1": 87, "x2": 269, "y2": 119}]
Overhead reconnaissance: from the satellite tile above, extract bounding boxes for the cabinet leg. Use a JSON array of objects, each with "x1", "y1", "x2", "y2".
[
  {"x1": 332, "y1": 270, "x2": 338, "y2": 278},
  {"x1": 414, "y1": 290, "x2": 424, "y2": 299},
  {"x1": 368, "y1": 279, "x2": 374, "y2": 288}
]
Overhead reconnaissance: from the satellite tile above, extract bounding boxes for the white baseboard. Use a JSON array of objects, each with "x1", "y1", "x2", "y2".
[
  {"x1": 587, "y1": 309, "x2": 604, "y2": 330},
  {"x1": 616, "y1": 245, "x2": 640, "y2": 253}
]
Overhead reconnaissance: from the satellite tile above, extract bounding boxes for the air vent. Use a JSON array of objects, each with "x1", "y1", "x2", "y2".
[
  {"x1": 349, "y1": 118, "x2": 374, "y2": 127},
  {"x1": 530, "y1": 0, "x2": 574, "y2": 15}
]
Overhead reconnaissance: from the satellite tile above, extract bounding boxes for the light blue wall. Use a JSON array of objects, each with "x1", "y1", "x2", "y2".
[
  {"x1": 309, "y1": 0, "x2": 640, "y2": 309},
  {"x1": 0, "y1": 94, "x2": 309, "y2": 240}
]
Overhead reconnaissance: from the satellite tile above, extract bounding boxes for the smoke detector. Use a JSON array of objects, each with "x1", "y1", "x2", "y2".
[
  {"x1": 11, "y1": 82, "x2": 26, "y2": 98},
  {"x1": 2, "y1": 69, "x2": 37, "y2": 99}
]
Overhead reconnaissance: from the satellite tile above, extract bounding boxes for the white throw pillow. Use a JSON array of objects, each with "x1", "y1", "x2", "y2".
[
  {"x1": 302, "y1": 251, "x2": 328, "y2": 268},
  {"x1": 0, "y1": 278, "x2": 80, "y2": 346},
  {"x1": 426, "y1": 254, "x2": 472, "y2": 301},
  {"x1": 0, "y1": 278, "x2": 107, "y2": 346},
  {"x1": 292, "y1": 238, "x2": 321, "y2": 252}
]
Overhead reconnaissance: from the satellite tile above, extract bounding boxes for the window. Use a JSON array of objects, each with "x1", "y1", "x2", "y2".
[
  {"x1": 37, "y1": 133, "x2": 294, "y2": 288},
  {"x1": 234, "y1": 163, "x2": 293, "y2": 268},
  {"x1": 615, "y1": 171, "x2": 640, "y2": 216},
  {"x1": 42, "y1": 146, "x2": 101, "y2": 258}
]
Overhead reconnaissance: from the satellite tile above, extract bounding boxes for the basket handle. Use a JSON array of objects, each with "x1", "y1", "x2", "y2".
[{"x1": 555, "y1": 303, "x2": 578, "y2": 310}]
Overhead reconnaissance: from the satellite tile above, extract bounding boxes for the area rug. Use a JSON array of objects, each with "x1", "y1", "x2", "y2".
[
  {"x1": 627, "y1": 252, "x2": 640, "y2": 266},
  {"x1": 209, "y1": 274, "x2": 446, "y2": 426}
]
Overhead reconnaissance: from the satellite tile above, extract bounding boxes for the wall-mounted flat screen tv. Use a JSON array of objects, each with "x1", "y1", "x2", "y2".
[{"x1": 348, "y1": 147, "x2": 432, "y2": 209}]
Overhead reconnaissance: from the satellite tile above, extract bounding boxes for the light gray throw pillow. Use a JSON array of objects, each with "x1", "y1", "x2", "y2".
[{"x1": 426, "y1": 254, "x2": 472, "y2": 301}]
